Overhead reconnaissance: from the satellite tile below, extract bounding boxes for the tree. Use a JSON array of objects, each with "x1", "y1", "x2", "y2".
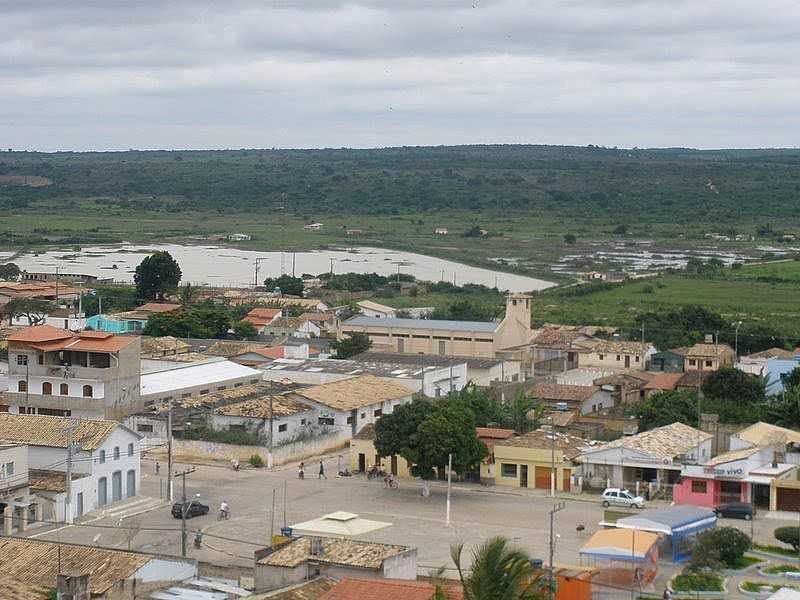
[
  {"x1": 432, "y1": 299, "x2": 498, "y2": 321},
  {"x1": 134, "y1": 251, "x2": 182, "y2": 300},
  {"x1": 331, "y1": 332, "x2": 370, "y2": 359},
  {"x1": 4, "y1": 297, "x2": 51, "y2": 325},
  {"x1": 414, "y1": 399, "x2": 487, "y2": 478},
  {"x1": 702, "y1": 367, "x2": 765, "y2": 404},
  {"x1": 453, "y1": 384, "x2": 505, "y2": 428},
  {"x1": 143, "y1": 302, "x2": 233, "y2": 339},
  {"x1": 775, "y1": 526, "x2": 800, "y2": 552},
  {"x1": 506, "y1": 390, "x2": 542, "y2": 434},
  {"x1": 0, "y1": 262, "x2": 20, "y2": 280},
  {"x1": 263, "y1": 274, "x2": 304, "y2": 296},
  {"x1": 232, "y1": 320, "x2": 257, "y2": 340},
  {"x1": 689, "y1": 527, "x2": 751, "y2": 570},
  {"x1": 563, "y1": 233, "x2": 576, "y2": 244},
  {"x1": 781, "y1": 367, "x2": 800, "y2": 392},
  {"x1": 634, "y1": 389, "x2": 698, "y2": 431},
  {"x1": 451, "y1": 537, "x2": 546, "y2": 600},
  {"x1": 764, "y1": 387, "x2": 800, "y2": 428},
  {"x1": 374, "y1": 399, "x2": 435, "y2": 460}
]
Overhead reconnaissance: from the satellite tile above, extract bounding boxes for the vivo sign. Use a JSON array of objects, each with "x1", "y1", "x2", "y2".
[{"x1": 703, "y1": 466, "x2": 744, "y2": 478}]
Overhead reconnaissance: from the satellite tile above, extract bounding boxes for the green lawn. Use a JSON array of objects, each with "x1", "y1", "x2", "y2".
[
  {"x1": 753, "y1": 544, "x2": 800, "y2": 559},
  {"x1": 672, "y1": 571, "x2": 725, "y2": 592},
  {"x1": 763, "y1": 564, "x2": 800, "y2": 574},
  {"x1": 729, "y1": 556, "x2": 764, "y2": 570},
  {"x1": 741, "y1": 581, "x2": 796, "y2": 593}
]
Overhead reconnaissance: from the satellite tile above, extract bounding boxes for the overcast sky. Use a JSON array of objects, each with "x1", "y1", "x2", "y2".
[{"x1": 3, "y1": 0, "x2": 799, "y2": 151}]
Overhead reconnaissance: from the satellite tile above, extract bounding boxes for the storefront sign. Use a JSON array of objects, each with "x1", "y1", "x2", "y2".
[{"x1": 703, "y1": 466, "x2": 744, "y2": 478}]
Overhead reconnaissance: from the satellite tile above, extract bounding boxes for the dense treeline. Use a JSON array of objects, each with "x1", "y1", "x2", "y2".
[{"x1": 2, "y1": 145, "x2": 800, "y2": 222}]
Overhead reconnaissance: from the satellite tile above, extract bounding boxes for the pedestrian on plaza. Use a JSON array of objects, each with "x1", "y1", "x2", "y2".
[
  {"x1": 319, "y1": 460, "x2": 327, "y2": 480},
  {"x1": 298, "y1": 462, "x2": 305, "y2": 480},
  {"x1": 155, "y1": 462, "x2": 160, "y2": 475},
  {"x1": 662, "y1": 587, "x2": 672, "y2": 600}
]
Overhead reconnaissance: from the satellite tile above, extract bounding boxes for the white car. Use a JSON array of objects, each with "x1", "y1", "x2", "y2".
[{"x1": 601, "y1": 488, "x2": 645, "y2": 509}]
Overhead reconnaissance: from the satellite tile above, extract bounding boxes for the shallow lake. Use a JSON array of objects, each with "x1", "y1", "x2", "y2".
[{"x1": 11, "y1": 244, "x2": 554, "y2": 292}]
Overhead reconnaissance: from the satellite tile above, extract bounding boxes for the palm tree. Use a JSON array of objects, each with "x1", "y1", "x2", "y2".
[{"x1": 451, "y1": 537, "x2": 546, "y2": 600}]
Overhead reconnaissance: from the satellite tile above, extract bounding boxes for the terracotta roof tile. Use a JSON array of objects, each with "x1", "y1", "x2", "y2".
[
  {"x1": 0, "y1": 574, "x2": 50, "y2": 600},
  {"x1": 534, "y1": 383, "x2": 597, "y2": 403},
  {"x1": 135, "y1": 303, "x2": 181, "y2": 313},
  {"x1": 214, "y1": 393, "x2": 311, "y2": 418},
  {"x1": 320, "y1": 579, "x2": 438, "y2": 600},
  {"x1": 497, "y1": 429, "x2": 589, "y2": 460},
  {"x1": 642, "y1": 373, "x2": 683, "y2": 391},
  {"x1": 586, "y1": 422, "x2": 712, "y2": 462},
  {"x1": 0, "y1": 538, "x2": 151, "y2": 595},
  {"x1": 250, "y1": 577, "x2": 337, "y2": 600},
  {"x1": 745, "y1": 347, "x2": 795, "y2": 360},
  {"x1": 257, "y1": 537, "x2": 410, "y2": 570},
  {"x1": 29, "y1": 469, "x2": 89, "y2": 493},
  {"x1": 9, "y1": 325, "x2": 138, "y2": 352},
  {"x1": 475, "y1": 427, "x2": 516, "y2": 440},
  {"x1": 686, "y1": 343, "x2": 734, "y2": 357},
  {"x1": 293, "y1": 374, "x2": 412, "y2": 411},
  {"x1": 8, "y1": 325, "x2": 74, "y2": 343},
  {"x1": 0, "y1": 413, "x2": 122, "y2": 451}
]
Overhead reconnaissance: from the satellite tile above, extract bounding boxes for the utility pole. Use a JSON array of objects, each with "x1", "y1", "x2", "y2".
[
  {"x1": 734, "y1": 320, "x2": 743, "y2": 361},
  {"x1": 176, "y1": 467, "x2": 196, "y2": 557},
  {"x1": 270, "y1": 488, "x2": 276, "y2": 543},
  {"x1": 548, "y1": 502, "x2": 566, "y2": 600},
  {"x1": 64, "y1": 420, "x2": 79, "y2": 525},
  {"x1": 268, "y1": 391, "x2": 274, "y2": 469},
  {"x1": 55, "y1": 266, "x2": 60, "y2": 306},
  {"x1": 640, "y1": 320, "x2": 646, "y2": 368},
  {"x1": 445, "y1": 453, "x2": 453, "y2": 527},
  {"x1": 167, "y1": 398, "x2": 174, "y2": 502},
  {"x1": 549, "y1": 417, "x2": 556, "y2": 498}
]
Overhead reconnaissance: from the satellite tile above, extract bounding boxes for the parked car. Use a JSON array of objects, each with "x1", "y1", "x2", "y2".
[
  {"x1": 601, "y1": 488, "x2": 645, "y2": 509},
  {"x1": 171, "y1": 500, "x2": 209, "y2": 519},
  {"x1": 714, "y1": 502, "x2": 755, "y2": 520}
]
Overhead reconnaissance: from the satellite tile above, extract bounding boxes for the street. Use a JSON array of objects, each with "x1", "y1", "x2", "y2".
[{"x1": 25, "y1": 455, "x2": 800, "y2": 597}]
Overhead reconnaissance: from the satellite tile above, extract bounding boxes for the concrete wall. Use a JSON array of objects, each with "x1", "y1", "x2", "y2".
[
  {"x1": 0, "y1": 444, "x2": 28, "y2": 500},
  {"x1": 493, "y1": 445, "x2": 574, "y2": 491},
  {"x1": 170, "y1": 429, "x2": 351, "y2": 466},
  {"x1": 580, "y1": 348, "x2": 654, "y2": 371},
  {"x1": 382, "y1": 548, "x2": 417, "y2": 580},
  {"x1": 350, "y1": 438, "x2": 412, "y2": 478},
  {"x1": 255, "y1": 563, "x2": 307, "y2": 592},
  {"x1": 209, "y1": 410, "x2": 319, "y2": 445}
]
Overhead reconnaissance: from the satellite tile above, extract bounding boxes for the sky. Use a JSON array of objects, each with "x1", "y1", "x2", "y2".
[{"x1": 3, "y1": 0, "x2": 800, "y2": 151}]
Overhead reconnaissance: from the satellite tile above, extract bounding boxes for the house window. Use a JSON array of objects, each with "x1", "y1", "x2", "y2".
[
  {"x1": 127, "y1": 443, "x2": 134, "y2": 457},
  {"x1": 691, "y1": 480, "x2": 707, "y2": 494},
  {"x1": 17, "y1": 381, "x2": 27, "y2": 393},
  {"x1": 16, "y1": 354, "x2": 28, "y2": 366},
  {"x1": 38, "y1": 354, "x2": 44, "y2": 365},
  {"x1": 82, "y1": 385, "x2": 93, "y2": 398},
  {"x1": 5, "y1": 462, "x2": 13, "y2": 476},
  {"x1": 42, "y1": 382, "x2": 52, "y2": 395},
  {"x1": 300, "y1": 419, "x2": 307, "y2": 426},
  {"x1": 181, "y1": 393, "x2": 191, "y2": 398},
  {"x1": 705, "y1": 360, "x2": 713, "y2": 368},
  {"x1": 278, "y1": 424, "x2": 287, "y2": 432},
  {"x1": 689, "y1": 359, "x2": 697, "y2": 366},
  {"x1": 137, "y1": 424, "x2": 154, "y2": 433},
  {"x1": 616, "y1": 355, "x2": 621, "y2": 361},
  {"x1": 501, "y1": 463, "x2": 518, "y2": 478},
  {"x1": 60, "y1": 383, "x2": 69, "y2": 395},
  {"x1": 99, "y1": 450, "x2": 106, "y2": 464},
  {"x1": 200, "y1": 389, "x2": 209, "y2": 395},
  {"x1": 346, "y1": 416, "x2": 354, "y2": 425},
  {"x1": 114, "y1": 447, "x2": 120, "y2": 460},
  {"x1": 318, "y1": 417, "x2": 335, "y2": 426},
  {"x1": 373, "y1": 408, "x2": 383, "y2": 417},
  {"x1": 360, "y1": 413, "x2": 366, "y2": 419},
  {"x1": 599, "y1": 354, "x2": 604, "y2": 360},
  {"x1": 635, "y1": 356, "x2": 640, "y2": 363}
]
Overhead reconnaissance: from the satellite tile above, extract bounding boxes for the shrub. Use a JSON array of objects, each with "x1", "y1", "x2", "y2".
[
  {"x1": 690, "y1": 527, "x2": 751, "y2": 569},
  {"x1": 672, "y1": 570, "x2": 724, "y2": 592},
  {"x1": 775, "y1": 526, "x2": 800, "y2": 551},
  {"x1": 641, "y1": 284, "x2": 654, "y2": 294},
  {"x1": 249, "y1": 454, "x2": 265, "y2": 468}
]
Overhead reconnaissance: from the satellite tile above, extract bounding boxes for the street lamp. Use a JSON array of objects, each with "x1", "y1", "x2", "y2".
[{"x1": 734, "y1": 321, "x2": 743, "y2": 361}]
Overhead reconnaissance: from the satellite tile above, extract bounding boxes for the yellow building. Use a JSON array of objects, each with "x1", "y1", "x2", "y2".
[
  {"x1": 339, "y1": 293, "x2": 533, "y2": 359},
  {"x1": 493, "y1": 429, "x2": 588, "y2": 492},
  {"x1": 349, "y1": 423, "x2": 412, "y2": 478}
]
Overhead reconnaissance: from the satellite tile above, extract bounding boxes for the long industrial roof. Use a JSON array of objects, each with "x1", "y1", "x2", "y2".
[
  {"x1": 343, "y1": 315, "x2": 498, "y2": 333},
  {"x1": 140, "y1": 357, "x2": 261, "y2": 396}
]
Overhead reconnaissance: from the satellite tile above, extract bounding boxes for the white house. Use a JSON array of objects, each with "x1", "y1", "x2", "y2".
[
  {"x1": 0, "y1": 413, "x2": 142, "y2": 522},
  {"x1": 10, "y1": 309, "x2": 87, "y2": 332},
  {"x1": 578, "y1": 422, "x2": 713, "y2": 494},
  {"x1": 284, "y1": 374, "x2": 413, "y2": 437},
  {"x1": 575, "y1": 339, "x2": 656, "y2": 371},
  {"x1": 356, "y1": 300, "x2": 397, "y2": 319},
  {"x1": 0, "y1": 442, "x2": 29, "y2": 533}
]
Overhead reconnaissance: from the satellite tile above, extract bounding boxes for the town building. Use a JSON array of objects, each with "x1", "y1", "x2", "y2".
[
  {"x1": 9, "y1": 308, "x2": 86, "y2": 332},
  {"x1": 0, "y1": 413, "x2": 141, "y2": 521},
  {"x1": 254, "y1": 537, "x2": 416, "y2": 592},
  {"x1": 0, "y1": 537, "x2": 196, "y2": 599},
  {"x1": 575, "y1": 339, "x2": 656, "y2": 371},
  {"x1": 578, "y1": 422, "x2": 713, "y2": 494},
  {"x1": 208, "y1": 385, "x2": 317, "y2": 445},
  {"x1": 140, "y1": 335, "x2": 192, "y2": 359},
  {"x1": 312, "y1": 578, "x2": 461, "y2": 600},
  {"x1": 284, "y1": 374, "x2": 413, "y2": 436},
  {"x1": 20, "y1": 271, "x2": 103, "y2": 284},
  {"x1": 684, "y1": 341, "x2": 735, "y2": 372},
  {"x1": 298, "y1": 311, "x2": 339, "y2": 333},
  {"x1": 357, "y1": 300, "x2": 399, "y2": 319},
  {"x1": 231, "y1": 343, "x2": 310, "y2": 366},
  {"x1": 640, "y1": 372, "x2": 683, "y2": 398},
  {"x1": 434, "y1": 227, "x2": 448, "y2": 235},
  {"x1": 4, "y1": 325, "x2": 142, "y2": 419},
  {"x1": 532, "y1": 382, "x2": 613, "y2": 415},
  {"x1": 228, "y1": 233, "x2": 252, "y2": 241},
  {"x1": 339, "y1": 293, "x2": 533, "y2": 359},
  {"x1": 350, "y1": 423, "x2": 411, "y2": 478},
  {"x1": 647, "y1": 350, "x2": 685, "y2": 373},
  {"x1": 260, "y1": 316, "x2": 321, "y2": 338},
  {"x1": 84, "y1": 302, "x2": 181, "y2": 334},
  {"x1": 0, "y1": 281, "x2": 84, "y2": 303},
  {"x1": 530, "y1": 327, "x2": 594, "y2": 372},
  {"x1": 243, "y1": 307, "x2": 283, "y2": 333},
  {"x1": 493, "y1": 429, "x2": 588, "y2": 492},
  {"x1": 260, "y1": 355, "x2": 467, "y2": 398},
  {"x1": 140, "y1": 356, "x2": 263, "y2": 408},
  {"x1": 0, "y1": 442, "x2": 29, "y2": 534}
]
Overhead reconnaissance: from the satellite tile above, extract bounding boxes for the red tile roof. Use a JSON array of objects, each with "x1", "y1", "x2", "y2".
[
  {"x1": 642, "y1": 373, "x2": 683, "y2": 391},
  {"x1": 248, "y1": 308, "x2": 282, "y2": 319},
  {"x1": 8, "y1": 325, "x2": 137, "y2": 352},
  {"x1": 320, "y1": 579, "x2": 461, "y2": 600},
  {"x1": 534, "y1": 383, "x2": 597, "y2": 403},
  {"x1": 476, "y1": 427, "x2": 516, "y2": 440}
]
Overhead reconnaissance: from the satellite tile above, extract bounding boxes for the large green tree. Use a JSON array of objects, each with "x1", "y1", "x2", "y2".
[
  {"x1": 451, "y1": 537, "x2": 546, "y2": 600},
  {"x1": 143, "y1": 302, "x2": 233, "y2": 339},
  {"x1": 331, "y1": 332, "x2": 371, "y2": 359},
  {"x1": 4, "y1": 297, "x2": 52, "y2": 325},
  {"x1": 701, "y1": 367, "x2": 766, "y2": 404},
  {"x1": 763, "y1": 388, "x2": 800, "y2": 429},
  {"x1": 263, "y1": 275, "x2": 304, "y2": 296},
  {"x1": 453, "y1": 384, "x2": 506, "y2": 427},
  {"x1": 134, "y1": 251, "x2": 182, "y2": 300},
  {"x1": 0, "y1": 262, "x2": 20, "y2": 281},
  {"x1": 374, "y1": 399, "x2": 435, "y2": 462},
  {"x1": 634, "y1": 389, "x2": 699, "y2": 431}
]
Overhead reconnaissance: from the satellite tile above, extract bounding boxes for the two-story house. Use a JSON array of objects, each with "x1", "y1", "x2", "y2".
[
  {"x1": 4, "y1": 325, "x2": 141, "y2": 419},
  {"x1": 0, "y1": 442, "x2": 29, "y2": 534},
  {"x1": 684, "y1": 340, "x2": 735, "y2": 372},
  {"x1": 0, "y1": 413, "x2": 142, "y2": 522}
]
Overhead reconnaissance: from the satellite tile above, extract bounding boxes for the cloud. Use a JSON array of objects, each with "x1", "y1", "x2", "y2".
[{"x1": 2, "y1": 0, "x2": 800, "y2": 150}]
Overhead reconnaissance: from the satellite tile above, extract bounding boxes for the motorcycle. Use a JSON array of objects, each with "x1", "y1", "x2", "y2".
[
  {"x1": 194, "y1": 531, "x2": 204, "y2": 549},
  {"x1": 367, "y1": 465, "x2": 387, "y2": 480}
]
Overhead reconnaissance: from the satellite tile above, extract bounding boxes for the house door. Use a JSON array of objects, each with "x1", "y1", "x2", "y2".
[
  {"x1": 76, "y1": 493, "x2": 84, "y2": 518},
  {"x1": 520, "y1": 465, "x2": 528, "y2": 488},
  {"x1": 536, "y1": 466, "x2": 552, "y2": 489},
  {"x1": 112, "y1": 471, "x2": 122, "y2": 502},
  {"x1": 563, "y1": 469, "x2": 571, "y2": 492},
  {"x1": 624, "y1": 355, "x2": 631, "y2": 368},
  {"x1": 397, "y1": 338, "x2": 404, "y2": 353},
  {"x1": 98, "y1": 477, "x2": 108, "y2": 506},
  {"x1": 777, "y1": 487, "x2": 800, "y2": 512},
  {"x1": 126, "y1": 470, "x2": 136, "y2": 498},
  {"x1": 391, "y1": 455, "x2": 398, "y2": 476},
  {"x1": 358, "y1": 453, "x2": 366, "y2": 472}
]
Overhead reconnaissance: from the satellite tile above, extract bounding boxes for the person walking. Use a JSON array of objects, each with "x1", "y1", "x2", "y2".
[
  {"x1": 298, "y1": 462, "x2": 305, "y2": 480},
  {"x1": 318, "y1": 460, "x2": 327, "y2": 480},
  {"x1": 155, "y1": 462, "x2": 160, "y2": 475}
]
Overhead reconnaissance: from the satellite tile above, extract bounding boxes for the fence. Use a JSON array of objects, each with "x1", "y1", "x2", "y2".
[{"x1": 167, "y1": 429, "x2": 352, "y2": 467}]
